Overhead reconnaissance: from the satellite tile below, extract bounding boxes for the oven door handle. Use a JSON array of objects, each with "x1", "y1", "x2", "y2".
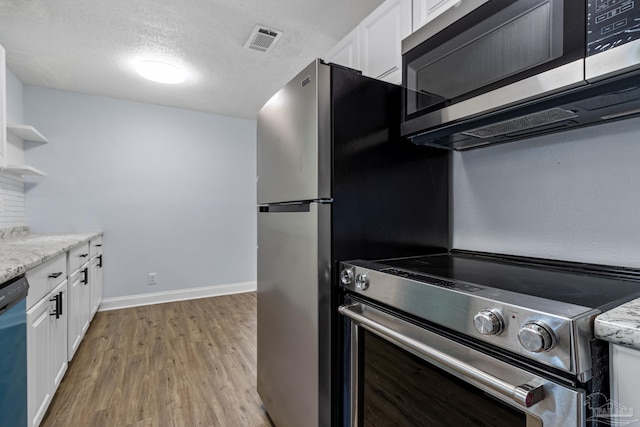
[{"x1": 339, "y1": 303, "x2": 544, "y2": 408}]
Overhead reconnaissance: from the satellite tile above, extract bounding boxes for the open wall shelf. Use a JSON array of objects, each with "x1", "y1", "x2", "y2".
[
  {"x1": 7, "y1": 124, "x2": 48, "y2": 143},
  {"x1": 4, "y1": 164, "x2": 46, "y2": 176}
]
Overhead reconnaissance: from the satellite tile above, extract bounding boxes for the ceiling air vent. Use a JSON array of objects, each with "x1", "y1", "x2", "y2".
[{"x1": 244, "y1": 25, "x2": 283, "y2": 53}]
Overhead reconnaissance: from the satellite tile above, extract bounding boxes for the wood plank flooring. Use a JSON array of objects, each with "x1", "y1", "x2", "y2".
[{"x1": 42, "y1": 292, "x2": 274, "y2": 427}]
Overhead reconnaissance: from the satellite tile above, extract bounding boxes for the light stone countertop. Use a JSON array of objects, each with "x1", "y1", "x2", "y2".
[
  {"x1": 0, "y1": 231, "x2": 103, "y2": 283},
  {"x1": 595, "y1": 298, "x2": 640, "y2": 351}
]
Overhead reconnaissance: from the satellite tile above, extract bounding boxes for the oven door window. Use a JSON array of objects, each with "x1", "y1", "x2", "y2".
[{"x1": 362, "y1": 330, "x2": 526, "y2": 426}]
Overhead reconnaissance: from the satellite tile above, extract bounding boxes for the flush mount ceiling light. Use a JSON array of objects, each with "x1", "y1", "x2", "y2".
[{"x1": 135, "y1": 60, "x2": 186, "y2": 84}]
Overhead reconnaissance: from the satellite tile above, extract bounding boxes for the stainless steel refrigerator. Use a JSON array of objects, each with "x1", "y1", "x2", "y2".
[{"x1": 256, "y1": 59, "x2": 449, "y2": 427}]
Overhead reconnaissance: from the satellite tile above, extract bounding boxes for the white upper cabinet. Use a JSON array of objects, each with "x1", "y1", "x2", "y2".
[
  {"x1": 1, "y1": 43, "x2": 48, "y2": 176},
  {"x1": 323, "y1": 0, "x2": 412, "y2": 84},
  {"x1": 359, "y1": 0, "x2": 412, "y2": 84},
  {"x1": 413, "y1": 0, "x2": 462, "y2": 32},
  {"x1": 324, "y1": 27, "x2": 360, "y2": 70}
]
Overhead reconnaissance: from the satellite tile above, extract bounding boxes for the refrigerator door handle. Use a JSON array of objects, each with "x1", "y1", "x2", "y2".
[
  {"x1": 259, "y1": 199, "x2": 332, "y2": 213},
  {"x1": 259, "y1": 204, "x2": 310, "y2": 213}
]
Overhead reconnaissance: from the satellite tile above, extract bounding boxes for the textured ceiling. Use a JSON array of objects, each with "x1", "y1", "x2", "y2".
[{"x1": 0, "y1": 0, "x2": 385, "y2": 119}]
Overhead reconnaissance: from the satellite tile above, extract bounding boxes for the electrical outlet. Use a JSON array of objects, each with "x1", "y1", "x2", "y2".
[{"x1": 148, "y1": 273, "x2": 157, "y2": 285}]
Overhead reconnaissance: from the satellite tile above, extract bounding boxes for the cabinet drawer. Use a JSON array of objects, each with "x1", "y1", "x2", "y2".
[
  {"x1": 26, "y1": 254, "x2": 66, "y2": 309},
  {"x1": 89, "y1": 236, "x2": 103, "y2": 258},
  {"x1": 68, "y1": 242, "x2": 90, "y2": 273}
]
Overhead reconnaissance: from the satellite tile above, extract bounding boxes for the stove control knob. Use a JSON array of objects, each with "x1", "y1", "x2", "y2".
[
  {"x1": 355, "y1": 274, "x2": 369, "y2": 291},
  {"x1": 340, "y1": 267, "x2": 355, "y2": 286},
  {"x1": 518, "y1": 322, "x2": 555, "y2": 353},
  {"x1": 473, "y1": 309, "x2": 504, "y2": 336}
]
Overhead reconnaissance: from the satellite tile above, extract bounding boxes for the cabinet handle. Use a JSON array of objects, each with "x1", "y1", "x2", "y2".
[
  {"x1": 48, "y1": 272, "x2": 63, "y2": 279},
  {"x1": 49, "y1": 293, "x2": 61, "y2": 319},
  {"x1": 49, "y1": 295, "x2": 57, "y2": 317},
  {"x1": 98, "y1": 255, "x2": 103, "y2": 268},
  {"x1": 82, "y1": 267, "x2": 89, "y2": 285},
  {"x1": 79, "y1": 254, "x2": 89, "y2": 258},
  {"x1": 95, "y1": 244, "x2": 102, "y2": 247}
]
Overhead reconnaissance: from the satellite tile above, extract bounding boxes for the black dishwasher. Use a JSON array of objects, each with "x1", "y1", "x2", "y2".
[{"x1": 0, "y1": 275, "x2": 29, "y2": 426}]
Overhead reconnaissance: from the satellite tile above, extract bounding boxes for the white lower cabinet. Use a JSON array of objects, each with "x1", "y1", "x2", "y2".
[
  {"x1": 67, "y1": 263, "x2": 90, "y2": 360},
  {"x1": 50, "y1": 280, "x2": 68, "y2": 390},
  {"x1": 26, "y1": 237, "x2": 102, "y2": 426},
  {"x1": 27, "y1": 279, "x2": 67, "y2": 427},
  {"x1": 610, "y1": 344, "x2": 640, "y2": 419},
  {"x1": 89, "y1": 239, "x2": 103, "y2": 317},
  {"x1": 27, "y1": 296, "x2": 51, "y2": 427}
]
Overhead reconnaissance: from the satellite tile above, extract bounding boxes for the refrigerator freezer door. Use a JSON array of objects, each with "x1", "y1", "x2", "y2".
[
  {"x1": 257, "y1": 202, "x2": 331, "y2": 427},
  {"x1": 257, "y1": 60, "x2": 331, "y2": 204}
]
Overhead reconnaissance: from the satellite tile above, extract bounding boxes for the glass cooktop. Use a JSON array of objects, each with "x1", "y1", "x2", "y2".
[{"x1": 376, "y1": 251, "x2": 640, "y2": 310}]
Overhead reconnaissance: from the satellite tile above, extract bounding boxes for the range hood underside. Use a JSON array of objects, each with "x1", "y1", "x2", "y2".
[{"x1": 408, "y1": 70, "x2": 640, "y2": 151}]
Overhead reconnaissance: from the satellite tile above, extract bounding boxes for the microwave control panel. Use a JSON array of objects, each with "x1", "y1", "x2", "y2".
[{"x1": 588, "y1": 0, "x2": 640, "y2": 55}]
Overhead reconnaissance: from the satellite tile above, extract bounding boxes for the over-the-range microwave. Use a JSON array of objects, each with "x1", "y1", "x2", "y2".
[{"x1": 401, "y1": 0, "x2": 640, "y2": 150}]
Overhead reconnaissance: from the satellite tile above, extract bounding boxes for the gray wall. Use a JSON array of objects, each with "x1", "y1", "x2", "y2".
[
  {"x1": 453, "y1": 116, "x2": 640, "y2": 268},
  {"x1": 24, "y1": 87, "x2": 257, "y2": 299}
]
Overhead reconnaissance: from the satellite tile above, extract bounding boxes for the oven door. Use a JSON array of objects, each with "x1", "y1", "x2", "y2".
[
  {"x1": 401, "y1": 0, "x2": 586, "y2": 137},
  {"x1": 340, "y1": 299, "x2": 586, "y2": 427}
]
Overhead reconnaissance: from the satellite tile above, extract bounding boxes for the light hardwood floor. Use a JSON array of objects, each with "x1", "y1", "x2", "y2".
[{"x1": 42, "y1": 292, "x2": 273, "y2": 427}]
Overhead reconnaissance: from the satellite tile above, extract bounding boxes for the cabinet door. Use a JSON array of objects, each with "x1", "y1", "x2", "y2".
[
  {"x1": 324, "y1": 27, "x2": 360, "y2": 70},
  {"x1": 359, "y1": 0, "x2": 412, "y2": 84},
  {"x1": 25, "y1": 253, "x2": 66, "y2": 309},
  {"x1": 79, "y1": 262, "x2": 91, "y2": 335},
  {"x1": 89, "y1": 236, "x2": 103, "y2": 258},
  {"x1": 89, "y1": 254, "x2": 103, "y2": 319},
  {"x1": 27, "y1": 296, "x2": 52, "y2": 427},
  {"x1": 413, "y1": 0, "x2": 462, "y2": 31},
  {"x1": 67, "y1": 267, "x2": 85, "y2": 360},
  {"x1": 610, "y1": 344, "x2": 640, "y2": 419},
  {"x1": 50, "y1": 280, "x2": 68, "y2": 393},
  {"x1": 68, "y1": 243, "x2": 90, "y2": 275}
]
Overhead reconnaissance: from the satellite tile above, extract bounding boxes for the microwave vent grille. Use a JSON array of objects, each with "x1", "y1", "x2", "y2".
[
  {"x1": 576, "y1": 87, "x2": 640, "y2": 111},
  {"x1": 462, "y1": 108, "x2": 578, "y2": 139}
]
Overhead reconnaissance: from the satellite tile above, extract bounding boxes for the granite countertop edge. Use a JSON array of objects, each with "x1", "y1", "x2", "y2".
[
  {"x1": 595, "y1": 297, "x2": 640, "y2": 351},
  {"x1": 0, "y1": 231, "x2": 103, "y2": 283}
]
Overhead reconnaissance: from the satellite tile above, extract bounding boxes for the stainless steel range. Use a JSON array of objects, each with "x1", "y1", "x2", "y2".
[{"x1": 338, "y1": 250, "x2": 640, "y2": 427}]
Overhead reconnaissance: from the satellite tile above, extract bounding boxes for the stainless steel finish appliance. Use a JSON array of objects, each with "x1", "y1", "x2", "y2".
[
  {"x1": 256, "y1": 59, "x2": 450, "y2": 427},
  {"x1": 401, "y1": 0, "x2": 640, "y2": 150},
  {"x1": 0, "y1": 275, "x2": 30, "y2": 426},
  {"x1": 339, "y1": 251, "x2": 640, "y2": 426},
  {"x1": 586, "y1": 0, "x2": 640, "y2": 81}
]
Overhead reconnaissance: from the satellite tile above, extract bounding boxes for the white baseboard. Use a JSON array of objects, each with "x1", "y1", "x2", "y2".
[{"x1": 98, "y1": 281, "x2": 257, "y2": 311}]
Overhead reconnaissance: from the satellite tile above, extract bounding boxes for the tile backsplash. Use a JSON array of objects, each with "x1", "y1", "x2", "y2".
[{"x1": 0, "y1": 171, "x2": 26, "y2": 228}]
